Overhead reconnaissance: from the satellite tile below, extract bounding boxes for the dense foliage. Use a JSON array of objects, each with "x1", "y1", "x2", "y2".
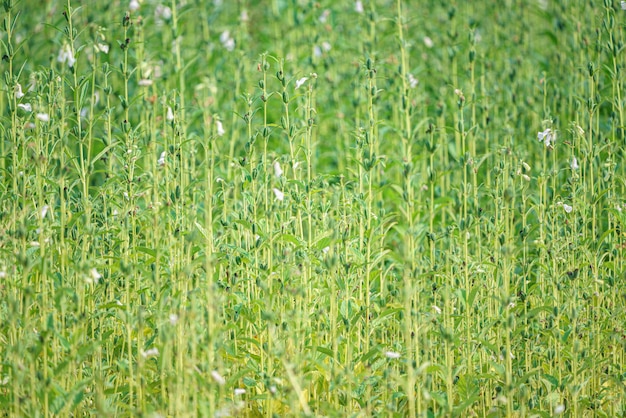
[{"x1": 1, "y1": 0, "x2": 625, "y2": 416}]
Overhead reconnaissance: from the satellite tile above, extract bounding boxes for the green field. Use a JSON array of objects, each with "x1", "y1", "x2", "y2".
[{"x1": 1, "y1": 0, "x2": 626, "y2": 416}]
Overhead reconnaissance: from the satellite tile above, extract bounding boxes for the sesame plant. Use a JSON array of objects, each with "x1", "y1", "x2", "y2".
[{"x1": 1, "y1": 0, "x2": 626, "y2": 417}]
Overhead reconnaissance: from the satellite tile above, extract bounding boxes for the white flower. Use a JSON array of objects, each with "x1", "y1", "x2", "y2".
[
  {"x1": 319, "y1": 9, "x2": 330, "y2": 23},
  {"x1": 141, "y1": 347, "x2": 159, "y2": 358},
  {"x1": 408, "y1": 73, "x2": 418, "y2": 88},
  {"x1": 216, "y1": 120, "x2": 225, "y2": 136},
  {"x1": 14, "y1": 83, "x2": 24, "y2": 99},
  {"x1": 138, "y1": 79, "x2": 153, "y2": 87},
  {"x1": 571, "y1": 156, "x2": 579, "y2": 170},
  {"x1": 314, "y1": 45, "x2": 322, "y2": 58},
  {"x1": 169, "y1": 313, "x2": 179, "y2": 325},
  {"x1": 40, "y1": 205, "x2": 49, "y2": 219},
  {"x1": 158, "y1": 151, "x2": 166, "y2": 166},
  {"x1": 322, "y1": 246, "x2": 330, "y2": 254},
  {"x1": 537, "y1": 128, "x2": 555, "y2": 148},
  {"x1": 322, "y1": 41, "x2": 332, "y2": 52},
  {"x1": 166, "y1": 106, "x2": 174, "y2": 121},
  {"x1": 384, "y1": 351, "x2": 401, "y2": 359},
  {"x1": 220, "y1": 30, "x2": 235, "y2": 51},
  {"x1": 18, "y1": 103, "x2": 32, "y2": 112},
  {"x1": 273, "y1": 188, "x2": 284, "y2": 201},
  {"x1": 36, "y1": 113, "x2": 50, "y2": 122},
  {"x1": 273, "y1": 161, "x2": 283, "y2": 178},
  {"x1": 563, "y1": 204, "x2": 573, "y2": 213},
  {"x1": 155, "y1": 5, "x2": 172, "y2": 21},
  {"x1": 295, "y1": 77, "x2": 308, "y2": 89},
  {"x1": 432, "y1": 305, "x2": 442, "y2": 314},
  {"x1": 0, "y1": 270, "x2": 6, "y2": 279},
  {"x1": 95, "y1": 43, "x2": 109, "y2": 54},
  {"x1": 240, "y1": 9, "x2": 249, "y2": 22},
  {"x1": 423, "y1": 36, "x2": 434, "y2": 48},
  {"x1": 211, "y1": 370, "x2": 226, "y2": 385},
  {"x1": 234, "y1": 388, "x2": 246, "y2": 396},
  {"x1": 129, "y1": 0, "x2": 140, "y2": 11},
  {"x1": 89, "y1": 268, "x2": 102, "y2": 284},
  {"x1": 554, "y1": 404, "x2": 565, "y2": 414},
  {"x1": 57, "y1": 44, "x2": 76, "y2": 68},
  {"x1": 621, "y1": 1, "x2": 626, "y2": 10},
  {"x1": 355, "y1": 0, "x2": 364, "y2": 13}
]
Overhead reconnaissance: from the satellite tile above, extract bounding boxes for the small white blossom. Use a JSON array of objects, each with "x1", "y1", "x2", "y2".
[
  {"x1": 563, "y1": 204, "x2": 573, "y2": 213},
  {"x1": 554, "y1": 404, "x2": 565, "y2": 414},
  {"x1": 14, "y1": 83, "x2": 24, "y2": 99},
  {"x1": 0, "y1": 271, "x2": 6, "y2": 279},
  {"x1": 211, "y1": 370, "x2": 226, "y2": 385},
  {"x1": 141, "y1": 347, "x2": 159, "y2": 358},
  {"x1": 432, "y1": 305, "x2": 442, "y2": 314},
  {"x1": 18, "y1": 103, "x2": 32, "y2": 112},
  {"x1": 155, "y1": 5, "x2": 172, "y2": 21},
  {"x1": 220, "y1": 31, "x2": 235, "y2": 51},
  {"x1": 234, "y1": 388, "x2": 246, "y2": 396},
  {"x1": 537, "y1": 128, "x2": 555, "y2": 148},
  {"x1": 166, "y1": 106, "x2": 174, "y2": 121},
  {"x1": 423, "y1": 36, "x2": 434, "y2": 48},
  {"x1": 408, "y1": 73, "x2": 418, "y2": 88},
  {"x1": 240, "y1": 9, "x2": 249, "y2": 22},
  {"x1": 319, "y1": 9, "x2": 330, "y2": 23},
  {"x1": 95, "y1": 43, "x2": 109, "y2": 54},
  {"x1": 169, "y1": 313, "x2": 179, "y2": 325},
  {"x1": 621, "y1": 1, "x2": 626, "y2": 10},
  {"x1": 355, "y1": 0, "x2": 364, "y2": 13},
  {"x1": 571, "y1": 156, "x2": 579, "y2": 170},
  {"x1": 40, "y1": 205, "x2": 49, "y2": 219},
  {"x1": 273, "y1": 188, "x2": 285, "y2": 201},
  {"x1": 295, "y1": 77, "x2": 308, "y2": 89},
  {"x1": 322, "y1": 41, "x2": 331, "y2": 52},
  {"x1": 57, "y1": 44, "x2": 76, "y2": 68},
  {"x1": 138, "y1": 79, "x2": 153, "y2": 87},
  {"x1": 274, "y1": 161, "x2": 283, "y2": 178},
  {"x1": 89, "y1": 268, "x2": 102, "y2": 284},
  {"x1": 384, "y1": 351, "x2": 401, "y2": 359},
  {"x1": 36, "y1": 113, "x2": 50, "y2": 122},
  {"x1": 158, "y1": 151, "x2": 166, "y2": 166},
  {"x1": 216, "y1": 120, "x2": 225, "y2": 136},
  {"x1": 129, "y1": 0, "x2": 140, "y2": 11},
  {"x1": 322, "y1": 246, "x2": 330, "y2": 254},
  {"x1": 314, "y1": 45, "x2": 322, "y2": 58}
]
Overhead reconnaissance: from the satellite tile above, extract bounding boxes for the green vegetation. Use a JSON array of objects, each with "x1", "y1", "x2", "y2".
[{"x1": 1, "y1": 0, "x2": 625, "y2": 416}]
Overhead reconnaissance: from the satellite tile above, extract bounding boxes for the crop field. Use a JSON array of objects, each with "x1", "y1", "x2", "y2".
[{"x1": 1, "y1": 0, "x2": 626, "y2": 416}]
